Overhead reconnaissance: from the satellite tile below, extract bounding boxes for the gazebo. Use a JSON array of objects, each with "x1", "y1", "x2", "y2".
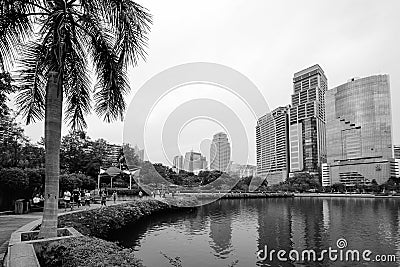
[{"x1": 98, "y1": 166, "x2": 140, "y2": 189}]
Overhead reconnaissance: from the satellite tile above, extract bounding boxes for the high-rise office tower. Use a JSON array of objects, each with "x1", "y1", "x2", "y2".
[
  {"x1": 256, "y1": 106, "x2": 290, "y2": 184},
  {"x1": 325, "y1": 75, "x2": 393, "y2": 185},
  {"x1": 210, "y1": 132, "x2": 231, "y2": 172},
  {"x1": 184, "y1": 150, "x2": 207, "y2": 173},
  {"x1": 173, "y1": 155, "x2": 184, "y2": 172},
  {"x1": 289, "y1": 64, "x2": 328, "y2": 175}
]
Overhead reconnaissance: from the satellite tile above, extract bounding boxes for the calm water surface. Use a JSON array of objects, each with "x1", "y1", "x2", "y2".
[{"x1": 115, "y1": 198, "x2": 400, "y2": 267}]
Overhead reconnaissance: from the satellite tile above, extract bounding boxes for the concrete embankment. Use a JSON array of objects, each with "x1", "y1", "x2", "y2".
[
  {"x1": 176, "y1": 192, "x2": 294, "y2": 199},
  {"x1": 294, "y1": 193, "x2": 400, "y2": 198}
]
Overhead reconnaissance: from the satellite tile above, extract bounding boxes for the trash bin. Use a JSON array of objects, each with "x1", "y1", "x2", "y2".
[
  {"x1": 14, "y1": 199, "x2": 24, "y2": 214},
  {"x1": 23, "y1": 200, "x2": 30, "y2": 213}
]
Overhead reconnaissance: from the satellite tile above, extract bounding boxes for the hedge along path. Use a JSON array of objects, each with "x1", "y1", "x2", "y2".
[
  {"x1": 36, "y1": 198, "x2": 197, "y2": 267},
  {"x1": 57, "y1": 198, "x2": 197, "y2": 240}
]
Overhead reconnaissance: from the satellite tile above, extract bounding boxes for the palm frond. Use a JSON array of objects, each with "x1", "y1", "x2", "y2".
[
  {"x1": 78, "y1": 12, "x2": 129, "y2": 123},
  {"x1": 103, "y1": 0, "x2": 152, "y2": 66},
  {"x1": 92, "y1": 44, "x2": 130, "y2": 122},
  {"x1": 63, "y1": 15, "x2": 92, "y2": 130},
  {"x1": 0, "y1": 0, "x2": 40, "y2": 70},
  {"x1": 14, "y1": 41, "x2": 48, "y2": 124}
]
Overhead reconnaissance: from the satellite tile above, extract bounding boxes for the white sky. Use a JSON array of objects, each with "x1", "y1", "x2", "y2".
[{"x1": 17, "y1": 0, "x2": 400, "y2": 166}]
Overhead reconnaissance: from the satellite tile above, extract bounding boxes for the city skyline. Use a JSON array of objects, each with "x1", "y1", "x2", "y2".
[
  {"x1": 256, "y1": 67, "x2": 397, "y2": 185},
  {"x1": 10, "y1": 0, "x2": 400, "y2": 168}
]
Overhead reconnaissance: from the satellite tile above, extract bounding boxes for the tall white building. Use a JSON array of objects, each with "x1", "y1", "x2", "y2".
[
  {"x1": 173, "y1": 155, "x2": 184, "y2": 172},
  {"x1": 210, "y1": 132, "x2": 231, "y2": 172},
  {"x1": 256, "y1": 106, "x2": 290, "y2": 185}
]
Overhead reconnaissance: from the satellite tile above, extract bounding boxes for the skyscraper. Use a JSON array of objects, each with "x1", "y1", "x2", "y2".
[
  {"x1": 210, "y1": 132, "x2": 231, "y2": 172},
  {"x1": 324, "y1": 75, "x2": 393, "y2": 185},
  {"x1": 289, "y1": 64, "x2": 327, "y2": 176},
  {"x1": 173, "y1": 155, "x2": 184, "y2": 172},
  {"x1": 184, "y1": 150, "x2": 207, "y2": 173},
  {"x1": 256, "y1": 106, "x2": 290, "y2": 184}
]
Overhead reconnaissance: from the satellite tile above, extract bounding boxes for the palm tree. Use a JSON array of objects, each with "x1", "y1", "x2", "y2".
[{"x1": 0, "y1": 0, "x2": 151, "y2": 238}]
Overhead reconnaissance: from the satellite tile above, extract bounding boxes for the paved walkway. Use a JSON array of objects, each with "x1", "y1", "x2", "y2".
[{"x1": 0, "y1": 200, "x2": 126, "y2": 264}]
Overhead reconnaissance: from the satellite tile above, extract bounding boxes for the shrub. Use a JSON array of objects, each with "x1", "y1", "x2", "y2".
[
  {"x1": 58, "y1": 199, "x2": 196, "y2": 239},
  {"x1": 105, "y1": 188, "x2": 142, "y2": 196},
  {"x1": 38, "y1": 236, "x2": 143, "y2": 267}
]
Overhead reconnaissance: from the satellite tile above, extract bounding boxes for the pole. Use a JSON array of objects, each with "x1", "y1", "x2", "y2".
[
  {"x1": 129, "y1": 173, "x2": 132, "y2": 190},
  {"x1": 97, "y1": 174, "x2": 100, "y2": 191}
]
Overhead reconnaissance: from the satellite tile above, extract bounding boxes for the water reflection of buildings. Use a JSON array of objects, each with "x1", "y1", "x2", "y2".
[
  {"x1": 182, "y1": 208, "x2": 208, "y2": 235},
  {"x1": 289, "y1": 199, "x2": 331, "y2": 266},
  {"x1": 208, "y1": 201, "x2": 233, "y2": 258},
  {"x1": 257, "y1": 199, "x2": 292, "y2": 266},
  {"x1": 322, "y1": 199, "x2": 330, "y2": 231},
  {"x1": 288, "y1": 198, "x2": 400, "y2": 267}
]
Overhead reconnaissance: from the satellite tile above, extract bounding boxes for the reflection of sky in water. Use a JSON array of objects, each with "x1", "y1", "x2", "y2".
[{"x1": 114, "y1": 198, "x2": 400, "y2": 267}]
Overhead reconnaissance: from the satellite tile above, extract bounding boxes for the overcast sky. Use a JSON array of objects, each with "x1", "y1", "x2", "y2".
[{"x1": 18, "y1": 0, "x2": 400, "y2": 166}]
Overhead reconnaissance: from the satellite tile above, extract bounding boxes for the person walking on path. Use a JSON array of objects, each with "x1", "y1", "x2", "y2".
[
  {"x1": 63, "y1": 190, "x2": 72, "y2": 211},
  {"x1": 73, "y1": 190, "x2": 81, "y2": 208},
  {"x1": 84, "y1": 190, "x2": 91, "y2": 209},
  {"x1": 100, "y1": 191, "x2": 107, "y2": 207},
  {"x1": 112, "y1": 191, "x2": 117, "y2": 203}
]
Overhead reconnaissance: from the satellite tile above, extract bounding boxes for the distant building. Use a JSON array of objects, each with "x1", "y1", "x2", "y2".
[
  {"x1": 105, "y1": 143, "x2": 122, "y2": 165},
  {"x1": 324, "y1": 75, "x2": 393, "y2": 185},
  {"x1": 228, "y1": 162, "x2": 257, "y2": 178},
  {"x1": 210, "y1": 132, "x2": 231, "y2": 172},
  {"x1": 390, "y1": 159, "x2": 400, "y2": 179},
  {"x1": 321, "y1": 163, "x2": 330, "y2": 187},
  {"x1": 256, "y1": 106, "x2": 290, "y2": 185},
  {"x1": 184, "y1": 150, "x2": 207, "y2": 173},
  {"x1": 393, "y1": 146, "x2": 400, "y2": 179},
  {"x1": 173, "y1": 155, "x2": 184, "y2": 173},
  {"x1": 289, "y1": 64, "x2": 328, "y2": 176},
  {"x1": 394, "y1": 145, "x2": 400, "y2": 159},
  {"x1": 134, "y1": 145, "x2": 145, "y2": 161}
]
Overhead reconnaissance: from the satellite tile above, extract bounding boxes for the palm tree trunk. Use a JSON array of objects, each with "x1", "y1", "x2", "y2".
[{"x1": 38, "y1": 71, "x2": 62, "y2": 238}]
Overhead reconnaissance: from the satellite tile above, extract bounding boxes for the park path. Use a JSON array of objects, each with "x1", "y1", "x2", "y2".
[{"x1": 0, "y1": 200, "x2": 126, "y2": 265}]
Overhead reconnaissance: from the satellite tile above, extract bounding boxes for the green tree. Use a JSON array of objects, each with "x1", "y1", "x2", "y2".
[
  {"x1": 0, "y1": 168, "x2": 29, "y2": 210},
  {"x1": 60, "y1": 131, "x2": 91, "y2": 173},
  {"x1": 25, "y1": 168, "x2": 45, "y2": 197},
  {"x1": 1, "y1": 0, "x2": 151, "y2": 237},
  {"x1": 332, "y1": 182, "x2": 345, "y2": 193},
  {"x1": 0, "y1": 113, "x2": 30, "y2": 167},
  {"x1": 85, "y1": 138, "x2": 116, "y2": 177},
  {"x1": 370, "y1": 179, "x2": 379, "y2": 193},
  {"x1": 283, "y1": 173, "x2": 321, "y2": 192}
]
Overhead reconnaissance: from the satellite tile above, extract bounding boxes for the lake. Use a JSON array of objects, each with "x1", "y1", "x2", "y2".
[{"x1": 114, "y1": 198, "x2": 400, "y2": 267}]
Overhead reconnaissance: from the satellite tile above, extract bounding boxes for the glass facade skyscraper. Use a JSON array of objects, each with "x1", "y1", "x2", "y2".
[
  {"x1": 210, "y1": 132, "x2": 231, "y2": 172},
  {"x1": 325, "y1": 75, "x2": 393, "y2": 185},
  {"x1": 289, "y1": 65, "x2": 327, "y2": 175},
  {"x1": 326, "y1": 75, "x2": 392, "y2": 162}
]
